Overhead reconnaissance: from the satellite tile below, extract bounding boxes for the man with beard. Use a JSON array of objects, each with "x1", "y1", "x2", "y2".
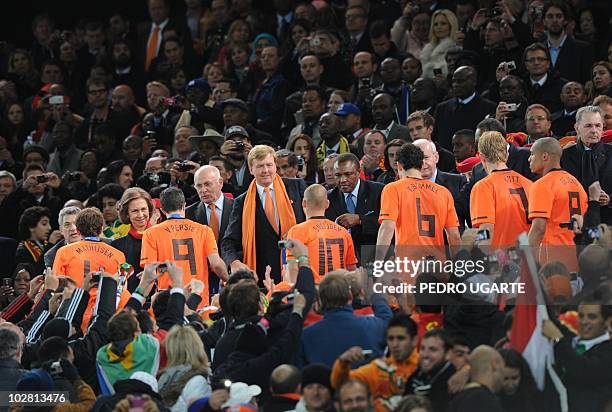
[
  {"x1": 331, "y1": 315, "x2": 419, "y2": 412},
  {"x1": 542, "y1": 1, "x2": 593, "y2": 83},
  {"x1": 336, "y1": 380, "x2": 375, "y2": 412},
  {"x1": 561, "y1": 106, "x2": 612, "y2": 224},
  {"x1": 110, "y1": 38, "x2": 145, "y2": 104},
  {"x1": 405, "y1": 329, "x2": 456, "y2": 412},
  {"x1": 551, "y1": 82, "x2": 588, "y2": 136}
]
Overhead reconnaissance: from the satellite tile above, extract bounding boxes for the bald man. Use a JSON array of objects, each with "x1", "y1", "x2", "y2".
[
  {"x1": 265, "y1": 364, "x2": 302, "y2": 411},
  {"x1": 528, "y1": 138, "x2": 588, "y2": 247},
  {"x1": 448, "y1": 345, "x2": 504, "y2": 412},
  {"x1": 286, "y1": 184, "x2": 357, "y2": 283},
  {"x1": 186, "y1": 165, "x2": 234, "y2": 294},
  {"x1": 433, "y1": 66, "x2": 497, "y2": 150}
]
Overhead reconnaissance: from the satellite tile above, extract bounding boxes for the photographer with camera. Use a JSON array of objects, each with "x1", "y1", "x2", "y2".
[
  {"x1": 494, "y1": 75, "x2": 528, "y2": 133},
  {"x1": 219, "y1": 126, "x2": 254, "y2": 195}
]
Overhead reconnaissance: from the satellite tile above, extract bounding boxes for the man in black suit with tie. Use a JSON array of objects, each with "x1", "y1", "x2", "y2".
[
  {"x1": 222, "y1": 145, "x2": 306, "y2": 284},
  {"x1": 135, "y1": 0, "x2": 192, "y2": 74},
  {"x1": 325, "y1": 153, "x2": 384, "y2": 262},
  {"x1": 186, "y1": 165, "x2": 234, "y2": 295},
  {"x1": 551, "y1": 82, "x2": 588, "y2": 137},
  {"x1": 433, "y1": 66, "x2": 496, "y2": 151}
]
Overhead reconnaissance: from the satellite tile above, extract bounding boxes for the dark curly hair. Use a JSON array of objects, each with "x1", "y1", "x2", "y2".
[
  {"x1": 18, "y1": 206, "x2": 51, "y2": 240},
  {"x1": 396, "y1": 142, "x2": 424, "y2": 171}
]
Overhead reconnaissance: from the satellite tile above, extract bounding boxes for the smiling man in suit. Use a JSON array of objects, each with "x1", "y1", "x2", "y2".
[
  {"x1": 221, "y1": 145, "x2": 306, "y2": 284},
  {"x1": 325, "y1": 153, "x2": 384, "y2": 262},
  {"x1": 186, "y1": 165, "x2": 233, "y2": 295}
]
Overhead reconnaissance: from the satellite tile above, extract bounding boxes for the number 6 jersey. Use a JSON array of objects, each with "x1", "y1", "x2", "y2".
[{"x1": 379, "y1": 177, "x2": 459, "y2": 246}]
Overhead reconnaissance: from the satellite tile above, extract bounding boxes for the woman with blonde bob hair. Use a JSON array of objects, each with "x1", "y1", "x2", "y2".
[
  {"x1": 158, "y1": 325, "x2": 212, "y2": 410},
  {"x1": 420, "y1": 9, "x2": 459, "y2": 80}
]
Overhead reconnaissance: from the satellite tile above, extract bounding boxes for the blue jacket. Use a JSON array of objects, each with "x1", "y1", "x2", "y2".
[{"x1": 299, "y1": 294, "x2": 392, "y2": 367}]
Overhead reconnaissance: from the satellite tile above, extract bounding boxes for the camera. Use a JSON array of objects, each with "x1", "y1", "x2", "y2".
[
  {"x1": 67, "y1": 172, "x2": 80, "y2": 182},
  {"x1": 502, "y1": 61, "x2": 516, "y2": 71},
  {"x1": 36, "y1": 175, "x2": 49, "y2": 183},
  {"x1": 359, "y1": 77, "x2": 371, "y2": 89},
  {"x1": 91, "y1": 272, "x2": 101, "y2": 283},
  {"x1": 296, "y1": 155, "x2": 305, "y2": 167},
  {"x1": 475, "y1": 229, "x2": 491, "y2": 242},
  {"x1": 177, "y1": 161, "x2": 192, "y2": 172},
  {"x1": 234, "y1": 141, "x2": 245, "y2": 151},
  {"x1": 433, "y1": 68, "x2": 443, "y2": 76},
  {"x1": 49, "y1": 95, "x2": 66, "y2": 105},
  {"x1": 530, "y1": 5, "x2": 544, "y2": 18},
  {"x1": 310, "y1": 36, "x2": 321, "y2": 47},
  {"x1": 143, "y1": 171, "x2": 171, "y2": 187},
  {"x1": 278, "y1": 240, "x2": 293, "y2": 249},
  {"x1": 49, "y1": 361, "x2": 63, "y2": 376},
  {"x1": 586, "y1": 227, "x2": 601, "y2": 240},
  {"x1": 146, "y1": 130, "x2": 156, "y2": 140},
  {"x1": 486, "y1": 7, "x2": 502, "y2": 18},
  {"x1": 157, "y1": 263, "x2": 168, "y2": 273},
  {"x1": 505, "y1": 103, "x2": 518, "y2": 111},
  {"x1": 2, "y1": 278, "x2": 12, "y2": 287}
]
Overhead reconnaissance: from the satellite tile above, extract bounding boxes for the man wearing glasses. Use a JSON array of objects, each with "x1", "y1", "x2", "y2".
[{"x1": 522, "y1": 43, "x2": 565, "y2": 113}]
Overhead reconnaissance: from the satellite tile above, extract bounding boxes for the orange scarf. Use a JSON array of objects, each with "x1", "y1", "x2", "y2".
[{"x1": 242, "y1": 175, "x2": 297, "y2": 271}]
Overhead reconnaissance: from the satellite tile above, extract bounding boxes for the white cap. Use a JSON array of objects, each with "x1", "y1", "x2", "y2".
[
  {"x1": 221, "y1": 382, "x2": 262, "y2": 408},
  {"x1": 130, "y1": 371, "x2": 159, "y2": 393}
]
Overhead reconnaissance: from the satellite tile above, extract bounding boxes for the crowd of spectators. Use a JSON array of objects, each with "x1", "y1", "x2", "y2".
[{"x1": 0, "y1": 0, "x2": 612, "y2": 411}]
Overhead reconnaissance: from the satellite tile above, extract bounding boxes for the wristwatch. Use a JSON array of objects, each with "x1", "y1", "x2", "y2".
[{"x1": 551, "y1": 336, "x2": 562, "y2": 345}]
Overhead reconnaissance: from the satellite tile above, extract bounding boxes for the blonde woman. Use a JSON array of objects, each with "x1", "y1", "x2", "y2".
[
  {"x1": 157, "y1": 325, "x2": 212, "y2": 411},
  {"x1": 419, "y1": 9, "x2": 459, "y2": 79}
]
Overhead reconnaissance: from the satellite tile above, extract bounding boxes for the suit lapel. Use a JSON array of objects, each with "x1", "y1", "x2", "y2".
[
  {"x1": 197, "y1": 202, "x2": 208, "y2": 226},
  {"x1": 220, "y1": 197, "x2": 233, "y2": 235},
  {"x1": 335, "y1": 187, "x2": 348, "y2": 214},
  {"x1": 355, "y1": 180, "x2": 367, "y2": 214}
]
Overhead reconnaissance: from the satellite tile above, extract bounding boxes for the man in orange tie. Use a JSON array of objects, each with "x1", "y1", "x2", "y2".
[
  {"x1": 186, "y1": 165, "x2": 234, "y2": 294},
  {"x1": 222, "y1": 145, "x2": 307, "y2": 285}
]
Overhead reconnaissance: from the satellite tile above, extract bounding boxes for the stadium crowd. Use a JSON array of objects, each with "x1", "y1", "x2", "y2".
[{"x1": 0, "y1": 0, "x2": 611, "y2": 411}]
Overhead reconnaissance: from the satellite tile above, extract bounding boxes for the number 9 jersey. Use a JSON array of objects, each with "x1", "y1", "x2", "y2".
[
  {"x1": 140, "y1": 217, "x2": 218, "y2": 303},
  {"x1": 379, "y1": 177, "x2": 459, "y2": 246}
]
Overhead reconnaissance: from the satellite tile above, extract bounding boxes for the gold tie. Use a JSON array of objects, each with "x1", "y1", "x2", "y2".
[
  {"x1": 146, "y1": 26, "x2": 160, "y2": 71},
  {"x1": 208, "y1": 203, "x2": 219, "y2": 241},
  {"x1": 264, "y1": 187, "x2": 279, "y2": 234}
]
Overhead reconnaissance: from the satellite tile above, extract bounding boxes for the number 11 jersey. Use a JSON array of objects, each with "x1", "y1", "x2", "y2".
[
  {"x1": 379, "y1": 177, "x2": 459, "y2": 246},
  {"x1": 140, "y1": 217, "x2": 218, "y2": 293}
]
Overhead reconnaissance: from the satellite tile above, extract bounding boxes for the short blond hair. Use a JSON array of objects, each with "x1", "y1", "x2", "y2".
[
  {"x1": 164, "y1": 325, "x2": 210, "y2": 370},
  {"x1": 478, "y1": 131, "x2": 508, "y2": 164},
  {"x1": 247, "y1": 145, "x2": 275, "y2": 168}
]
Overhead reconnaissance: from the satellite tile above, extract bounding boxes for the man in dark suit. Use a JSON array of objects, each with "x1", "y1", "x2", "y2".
[
  {"x1": 219, "y1": 125, "x2": 255, "y2": 196},
  {"x1": 551, "y1": 82, "x2": 588, "y2": 137},
  {"x1": 457, "y1": 119, "x2": 535, "y2": 227},
  {"x1": 371, "y1": 93, "x2": 411, "y2": 141},
  {"x1": 187, "y1": 165, "x2": 234, "y2": 295},
  {"x1": 135, "y1": 0, "x2": 192, "y2": 74},
  {"x1": 344, "y1": 5, "x2": 373, "y2": 60},
  {"x1": 324, "y1": 153, "x2": 384, "y2": 262},
  {"x1": 561, "y1": 106, "x2": 612, "y2": 224},
  {"x1": 522, "y1": 43, "x2": 566, "y2": 114},
  {"x1": 542, "y1": 2, "x2": 594, "y2": 84},
  {"x1": 433, "y1": 66, "x2": 496, "y2": 151},
  {"x1": 413, "y1": 139, "x2": 468, "y2": 229},
  {"x1": 222, "y1": 145, "x2": 306, "y2": 284}
]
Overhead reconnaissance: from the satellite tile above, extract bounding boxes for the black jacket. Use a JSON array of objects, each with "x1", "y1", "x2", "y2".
[
  {"x1": 221, "y1": 177, "x2": 306, "y2": 283},
  {"x1": 551, "y1": 110, "x2": 577, "y2": 137},
  {"x1": 111, "y1": 233, "x2": 142, "y2": 292},
  {"x1": 553, "y1": 335, "x2": 612, "y2": 412},
  {"x1": 433, "y1": 96, "x2": 496, "y2": 151},
  {"x1": 561, "y1": 140, "x2": 612, "y2": 224},
  {"x1": 325, "y1": 179, "x2": 384, "y2": 263},
  {"x1": 524, "y1": 72, "x2": 566, "y2": 114},
  {"x1": 406, "y1": 362, "x2": 456, "y2": 412},
  {"x1": 186, "y1": 196, "x2": 234, "y2": 294},
  {"x1": 211, "y1": 266, "x2": 315, "y2": 372},
  {"x1": 549, "y1": 36, "x2": 594, "y2": 84},
  {"x1": 435, "y1": 170, "x2": 468, "y2": 229}
]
